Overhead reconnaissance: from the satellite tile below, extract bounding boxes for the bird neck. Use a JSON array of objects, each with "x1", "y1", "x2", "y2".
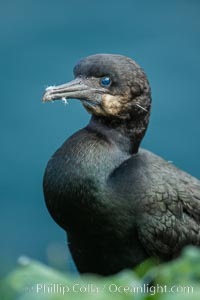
[{"x1": 88, "y1": 114, "x2": 149, "y2": 154}]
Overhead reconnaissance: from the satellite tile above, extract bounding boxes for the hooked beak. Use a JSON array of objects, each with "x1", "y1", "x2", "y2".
[{"x1": 42, "y1": 78, "x2": 101, "y2": 103}]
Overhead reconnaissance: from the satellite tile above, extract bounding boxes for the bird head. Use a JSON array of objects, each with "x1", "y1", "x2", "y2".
[{"x1": 42, "y1": 54, "x2": 151, "y2": 121}]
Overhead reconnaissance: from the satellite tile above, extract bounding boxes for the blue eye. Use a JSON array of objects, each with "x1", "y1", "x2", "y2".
[{"x1": 100, "y1": 76, "x2": 111, "y2": 87}]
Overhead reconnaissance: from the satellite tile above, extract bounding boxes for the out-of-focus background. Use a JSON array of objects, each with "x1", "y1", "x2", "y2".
[{"x1": 1, "y1": 0, "x2": 200, "y2": 276}]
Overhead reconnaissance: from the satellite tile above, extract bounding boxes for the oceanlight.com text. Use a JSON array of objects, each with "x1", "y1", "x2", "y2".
[{"x1": 24, "y1": 282, "x2": 194, "y2": 296}]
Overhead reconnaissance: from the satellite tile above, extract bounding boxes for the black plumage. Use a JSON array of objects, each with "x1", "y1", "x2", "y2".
[{"x1": 42, "y1": 54, "x2": 200, "y2": 275}]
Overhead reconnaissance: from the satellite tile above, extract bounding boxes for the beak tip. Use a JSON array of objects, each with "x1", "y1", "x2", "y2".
[
  {"x1": 42, "y1": 91, "x2": 55, "y2": 103},
  {"x1": 42, "y1": 93, "x2": 49, "y2": 103},
  {"x1": 42, "y1": 86, "x2": 56, "y2": 102}
]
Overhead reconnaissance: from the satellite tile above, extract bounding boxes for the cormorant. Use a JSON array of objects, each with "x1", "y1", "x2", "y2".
[{"x1": 42, "y1": 54, "x2": 200, "y2": 276}]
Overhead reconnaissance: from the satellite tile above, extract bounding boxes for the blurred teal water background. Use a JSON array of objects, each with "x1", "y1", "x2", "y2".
[{"x1": 1, "y1": 0, "x2": 200, "y2": 276}]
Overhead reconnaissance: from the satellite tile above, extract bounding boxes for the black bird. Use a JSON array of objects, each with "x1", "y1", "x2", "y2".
[{"x1": 42, "y1": 54, "x2": 200, "y2": 276}]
